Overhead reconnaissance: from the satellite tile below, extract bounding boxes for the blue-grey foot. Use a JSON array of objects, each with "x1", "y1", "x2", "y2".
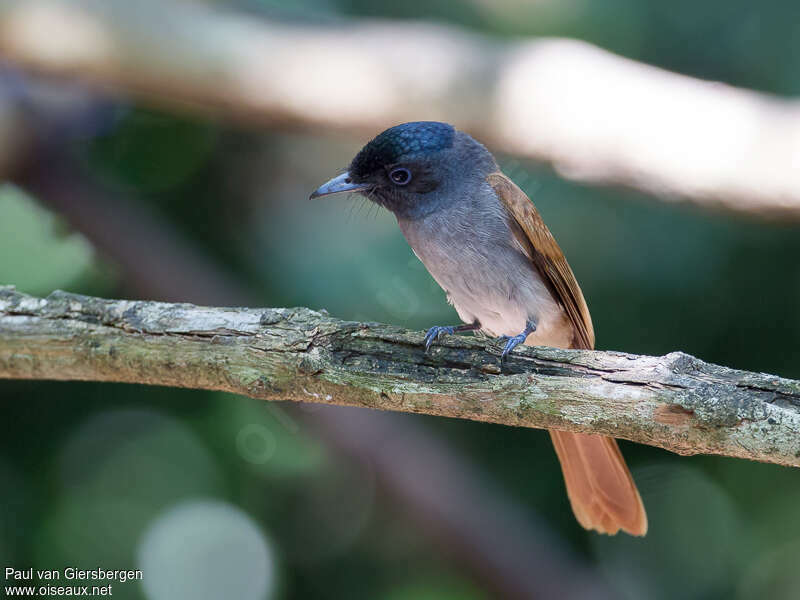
[
  {"x1": 424, "y1": 321, "x2": 480, "y2": 352},
  {"x1": 499, "y1": 321, "x2": 537, "y2": 360}
]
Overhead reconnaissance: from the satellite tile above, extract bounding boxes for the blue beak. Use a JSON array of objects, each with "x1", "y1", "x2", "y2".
[{"x1": 309, "y1": 172, "x2": 369, "y2": 199}]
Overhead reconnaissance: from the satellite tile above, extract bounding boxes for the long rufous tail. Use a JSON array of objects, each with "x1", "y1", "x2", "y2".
[{"x1": 549, "y1": 430, "x2": 647, "y2": 536}]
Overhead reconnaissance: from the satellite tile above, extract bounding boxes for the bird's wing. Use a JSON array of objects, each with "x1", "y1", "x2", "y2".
[
  {"x1": 487, "y1": 172, "x2": 595, "y2": 350},
  {"x1": 489, "y1": 173, "x2": 647, "y2": 536}
]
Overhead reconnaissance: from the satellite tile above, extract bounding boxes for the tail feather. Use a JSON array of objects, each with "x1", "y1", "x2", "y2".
[{"x1": 549, "y1": 430, "x2": 647, "y2": 536}]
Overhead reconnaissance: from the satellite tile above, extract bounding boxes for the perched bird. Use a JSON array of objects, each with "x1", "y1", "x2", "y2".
[{"x1": 310, "y1": 121, "x2": 647, "y2": 535}]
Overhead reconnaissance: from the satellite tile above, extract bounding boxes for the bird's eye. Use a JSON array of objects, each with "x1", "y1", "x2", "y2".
[{"x1": 389, "y1": 167, "x2": 412, "y2": 185}]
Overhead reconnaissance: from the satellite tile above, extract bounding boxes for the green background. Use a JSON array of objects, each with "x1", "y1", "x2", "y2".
[{"x1": 2, "y1": 1, "x2": 800, "y2": 598}]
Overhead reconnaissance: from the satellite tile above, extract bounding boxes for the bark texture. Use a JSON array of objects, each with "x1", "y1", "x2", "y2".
[{"x1": 1, "y1": 286, "x2": 798, "y2": 467}]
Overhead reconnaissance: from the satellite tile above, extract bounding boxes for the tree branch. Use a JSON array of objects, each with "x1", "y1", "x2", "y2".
[
  {"x1": 1, "y1": 0, "x2": 800, "y2": 218},
  {"x1": 2, "y1": 286, "x2": 798, "y2": 467}
]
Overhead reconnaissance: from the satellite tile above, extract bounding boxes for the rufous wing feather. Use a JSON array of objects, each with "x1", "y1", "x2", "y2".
[
  {"x1": 487, "y1": 172, "x2": 594, "y2": 349},
  {"x1": 488, "y1": 171, "x2": 647, "y2": 536}
]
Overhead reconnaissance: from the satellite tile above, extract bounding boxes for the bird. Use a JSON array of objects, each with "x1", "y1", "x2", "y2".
[{"x1": 310, "y1": 121, "x2": 647, "y2": 536}]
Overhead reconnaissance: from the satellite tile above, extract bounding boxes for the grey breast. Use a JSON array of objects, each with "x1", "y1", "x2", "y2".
[{"x1": 396, "y1": 186, "x2": 555, "y2": 337}]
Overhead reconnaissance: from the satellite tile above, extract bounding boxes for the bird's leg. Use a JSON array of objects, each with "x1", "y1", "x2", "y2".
[
  {"x1": 424, "y1": 321, "x2": 480, "y2": 351},
  {"x1": 499, "y1": 320, "x2": 537, "y2": 360}
]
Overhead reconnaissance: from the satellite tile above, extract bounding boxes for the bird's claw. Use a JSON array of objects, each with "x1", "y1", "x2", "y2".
[
  {"x1": 500, "y1": 333, "x2": 528, "y2": 360},
  {"x1": 499, "y1": 321, "x2": 537, "y2": 361},
  {"x1": 424, "y1": 325, "x2": 455, "y2": 351}
]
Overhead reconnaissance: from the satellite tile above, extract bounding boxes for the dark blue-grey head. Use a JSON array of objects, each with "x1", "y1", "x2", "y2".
[{"x1": 310, "y1": 121, "x2": 497, "y2": 219}]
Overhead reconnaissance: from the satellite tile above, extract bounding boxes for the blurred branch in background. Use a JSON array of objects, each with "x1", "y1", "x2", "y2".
[
  {"x1": 2, "y1": 286, "x2": 799, "y2": 468},
  {"x1": 2, "y1": 0, "x2": 800, "y2": 218}
]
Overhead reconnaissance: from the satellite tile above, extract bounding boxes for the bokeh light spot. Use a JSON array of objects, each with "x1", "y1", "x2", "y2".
[
  {"x1": 137, "y1": 499, "x2": 275, "y2": 600},
  {"x1": 236, "y1": 423, "x2": 277, "y2": 465}
]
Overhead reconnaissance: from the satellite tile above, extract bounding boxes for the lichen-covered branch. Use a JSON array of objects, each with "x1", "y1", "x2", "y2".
[
  {"x1": 2, "y1": 0, "x2": 800, "y2": 218},
  {"x1": 1, "y1": 286, "x2": 799, "y2": 467}
]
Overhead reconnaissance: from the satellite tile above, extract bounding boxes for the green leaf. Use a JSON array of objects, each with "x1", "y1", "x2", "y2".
[{"x1": 0, "y1": 185, "x2": 95, "y2": 294}]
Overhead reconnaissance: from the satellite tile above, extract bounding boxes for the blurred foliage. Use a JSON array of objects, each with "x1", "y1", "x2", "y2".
[
  {"x1": 3, "y1": 1, "x2": 800, "y2": 599},
  {"x1": 0, "y1": 186, "x2": 97, "y2": 295},
  {"x1": 83, "y1": 109, "x2": 219, "y2": 194}
]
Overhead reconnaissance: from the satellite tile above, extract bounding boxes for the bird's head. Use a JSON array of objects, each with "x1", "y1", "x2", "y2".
[{"x1": 310, "y1": 121, "x2": 497, "y2": 219}]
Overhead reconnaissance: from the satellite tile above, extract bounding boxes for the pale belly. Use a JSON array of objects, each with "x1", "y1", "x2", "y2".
[
  {"x1": 445, "y1": 275, "x2": 573, "y2": 349},
  {"x1": 398, "y1": 213, "x2": 573, "y2": 349}
]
